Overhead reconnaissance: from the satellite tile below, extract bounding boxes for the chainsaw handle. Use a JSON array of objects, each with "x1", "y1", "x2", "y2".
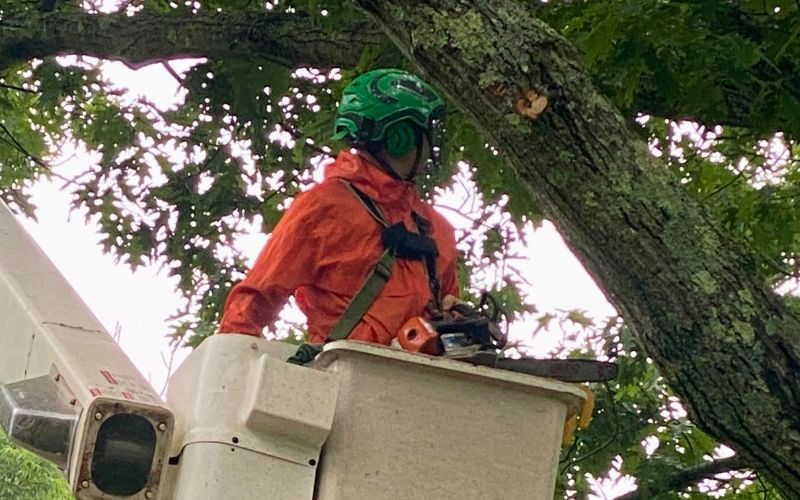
[
  {"x1": 479, "y1": 292, "x2": 508, "y2": 349},
  {"x1": 434, "y1": 317, "x2": 488, "y2": 334},
  {"x1": 432, "y1": 316, "x2": 507, "y2": 351}
]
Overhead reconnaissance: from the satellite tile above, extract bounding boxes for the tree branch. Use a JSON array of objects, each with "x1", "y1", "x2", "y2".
[
  {"x1": 0, "y1": 82, "x2": 39, "y2": 94},
  {"x1": 0, "y1": 4, "x2": 795, "y2": 139},
  {"x1": 616, "y1": 456, "x2": 750, "y2": 500},
  {"x1": 160, "y1": 61, "x2": 185, "y2": 86},
  {"x1": 0, "y1": 9, "x2": 381, "y2": 71},
  {"x1": 0, "y1": 122, "x2": 46, "y2": 168}
]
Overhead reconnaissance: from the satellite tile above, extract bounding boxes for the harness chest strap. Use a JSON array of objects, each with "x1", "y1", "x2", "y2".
[
  {"x1": 327, "y1": 180, "x2": 391, "y2": 341},
  {"x1": 287, "y1": 181, "x2": 440, "y2": 364},
  {"x1": 328, "y1": 180, "x2": 441, "y2": 341}
]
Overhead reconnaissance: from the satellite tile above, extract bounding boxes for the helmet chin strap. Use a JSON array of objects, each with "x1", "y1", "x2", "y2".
[{"x1": 406, "y1": 128, "x2": 425, "y2": 180}]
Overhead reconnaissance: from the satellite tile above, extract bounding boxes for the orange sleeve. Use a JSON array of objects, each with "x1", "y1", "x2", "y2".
[{"x1": 218, "y1": 190, "x2": 327, "y2": 336}]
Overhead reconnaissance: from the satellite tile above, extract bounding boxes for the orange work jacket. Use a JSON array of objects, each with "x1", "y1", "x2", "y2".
[{"x1": 218, "y1": 149, "x2": 459, "y2": 345}]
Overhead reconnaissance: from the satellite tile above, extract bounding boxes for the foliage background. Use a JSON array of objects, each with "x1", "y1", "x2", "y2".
[{"x1": 0, "y1": 430, "x2": 71, "y2": 499}]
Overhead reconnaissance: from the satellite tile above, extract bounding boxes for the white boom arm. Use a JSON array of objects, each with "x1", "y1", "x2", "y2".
[{"x1": 0, "y1": 201, "x2": 173, "y2": 499}]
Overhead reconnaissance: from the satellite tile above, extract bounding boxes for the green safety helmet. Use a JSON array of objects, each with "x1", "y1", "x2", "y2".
[{"x1": 333, "y1": 68, "x2": 446, "y2": 176}]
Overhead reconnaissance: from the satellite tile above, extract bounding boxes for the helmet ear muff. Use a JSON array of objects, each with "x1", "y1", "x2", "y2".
[{"x1": 383, "y1": 121, "x2": 418, "y2": 157}]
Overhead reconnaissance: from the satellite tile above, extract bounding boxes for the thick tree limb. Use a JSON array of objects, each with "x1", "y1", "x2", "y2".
[
  {"x1": 0, "y1": 5, "x2": 794, "y2": 139},
  {"x1": 616, "y1": 456, "x2": 749, "y2": 500},
  {"x1": 353, "y1": 0, "x2": 800, "y2": 496},
  {"x1": 0, "y1": 9, "x2": 379, "y2": 71}
]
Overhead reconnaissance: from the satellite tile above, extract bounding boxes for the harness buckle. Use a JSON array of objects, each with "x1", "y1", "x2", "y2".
[{"x1": 375, "y1": 258, "x2": 393, "y2": 280}]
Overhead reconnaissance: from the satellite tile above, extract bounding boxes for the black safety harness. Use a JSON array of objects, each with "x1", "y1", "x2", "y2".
[{"x1": 287, "y1": 180, "x2": 442, "y2": 365}]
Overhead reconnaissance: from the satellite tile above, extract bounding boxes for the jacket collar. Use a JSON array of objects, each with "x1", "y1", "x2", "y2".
[{"x1": 325, "y1": 149, "x2": 418, "y2": 207}]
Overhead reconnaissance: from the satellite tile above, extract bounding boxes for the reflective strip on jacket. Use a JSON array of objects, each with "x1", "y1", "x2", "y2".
[{"x1": 218, "y1": 149, "x2": 459, "y2": 345}]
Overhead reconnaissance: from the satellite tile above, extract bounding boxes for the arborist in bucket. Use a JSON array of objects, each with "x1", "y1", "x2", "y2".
[{"x1": 218, "y1": 68, "x2": 460, "y2": 362}]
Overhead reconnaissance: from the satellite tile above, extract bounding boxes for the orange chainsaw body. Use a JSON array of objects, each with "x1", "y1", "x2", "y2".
[{"x1": 397, "y1": 317, "x2": 442, "y2": 355}]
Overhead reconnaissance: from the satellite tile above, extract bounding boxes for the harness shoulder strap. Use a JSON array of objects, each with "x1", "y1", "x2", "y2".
[
  {"x1": 327, "y1": 248, "x2": 394, "y2": 341},
  {"x1": 327, "y1": 179, "x2": 443, "y2": 341},
  {"x1": 410, "y1": 211, "x2": 442, "y2": 311},
  {"x1": 340, "y1": 179, "x2": 388, "y2": 227},
  {"x1": 326, "y1": 180, "x2": 394, "y2": 341}
]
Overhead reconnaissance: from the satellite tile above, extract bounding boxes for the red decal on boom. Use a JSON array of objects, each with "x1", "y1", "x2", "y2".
[{"x1": 100, "y1": 370, "x2": 118, "y2": 384}]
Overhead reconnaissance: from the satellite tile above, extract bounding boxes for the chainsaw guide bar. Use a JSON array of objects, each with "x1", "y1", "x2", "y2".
[{"x1": 455, "y1": 352, "x2": 618, "y2": 383}]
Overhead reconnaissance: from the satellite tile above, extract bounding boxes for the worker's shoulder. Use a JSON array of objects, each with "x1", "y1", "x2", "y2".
[
  {"x1": 416, "y1": 202, "x2": 456, "y2": 234},
  {"x1": 289, "y1": 178, "x2": 359, "y2": 213},
  {"x1": 415, "y1": 201, "x2": 449, "y2": 224},
  {"x1": 287, "y1": 179, "x2": 358, "y2": 218}
]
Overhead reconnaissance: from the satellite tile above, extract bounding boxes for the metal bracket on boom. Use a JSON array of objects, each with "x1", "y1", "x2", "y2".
[{"x1": 0, "y1": 375, "x2": 79, "y2": 470}]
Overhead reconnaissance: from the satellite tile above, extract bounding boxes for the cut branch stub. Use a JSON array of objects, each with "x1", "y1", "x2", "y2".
[{"x1": 514, "y1": 89, "x2": 548, "y2": 120}]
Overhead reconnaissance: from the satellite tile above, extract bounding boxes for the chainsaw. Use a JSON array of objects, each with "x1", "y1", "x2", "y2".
[{"x1": 396, "y1": 293, "x2": 617, "y2": 383}]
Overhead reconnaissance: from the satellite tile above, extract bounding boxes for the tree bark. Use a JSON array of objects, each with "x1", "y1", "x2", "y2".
[
  {"x1": 351, "y1": 0, "x2": 800, "y2": 496},
  {"x1": 0, "y1": 9, "x2": 378, "y2": 70}
]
